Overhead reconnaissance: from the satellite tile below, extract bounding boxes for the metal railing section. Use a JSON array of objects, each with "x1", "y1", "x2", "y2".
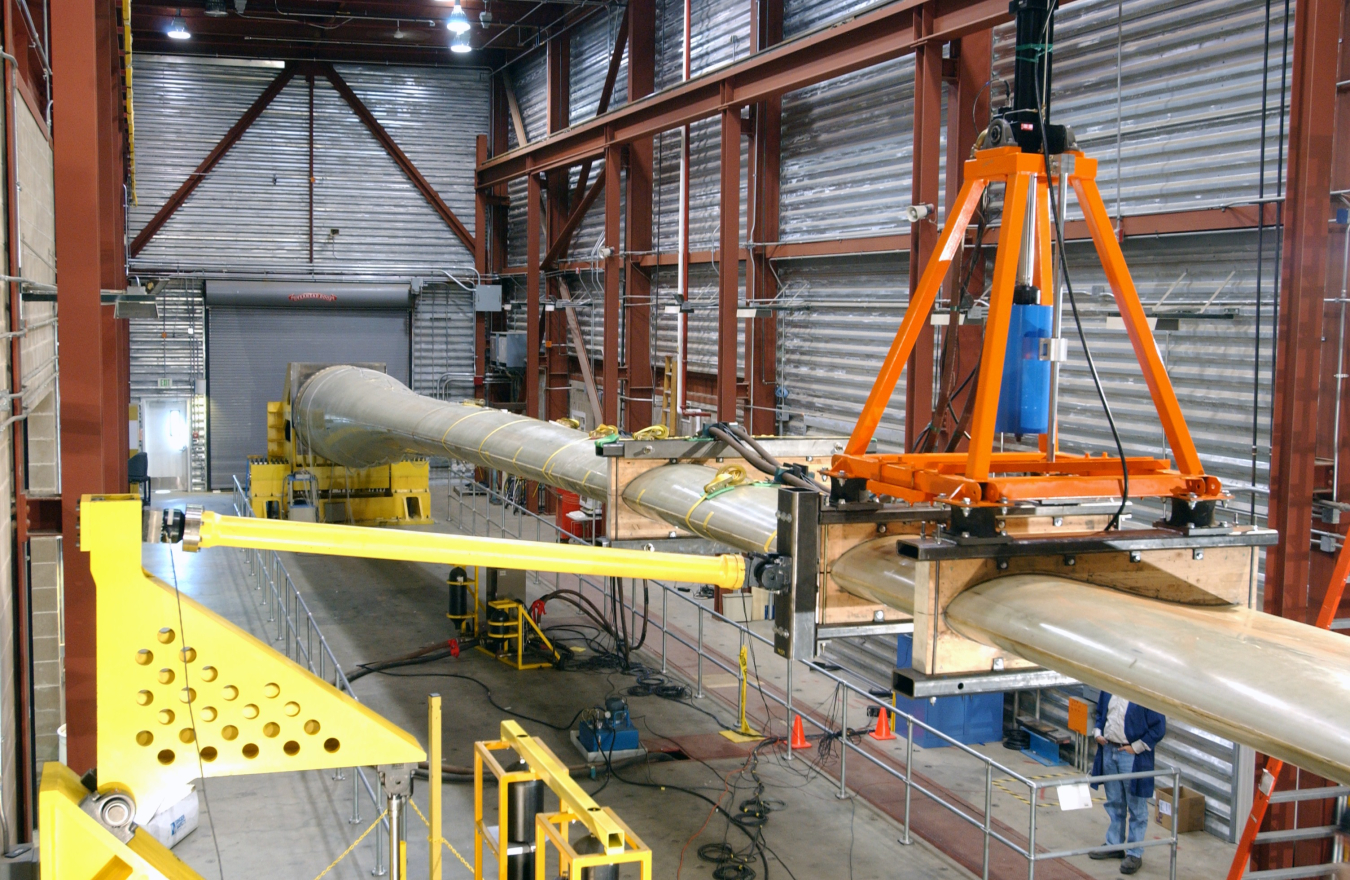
[
  {"x1": 445, "y1": 467, "x2": 1182, "y2": 880},
  {"x1": 230, "y1": 476, "x2": 390, "y2": 875}
]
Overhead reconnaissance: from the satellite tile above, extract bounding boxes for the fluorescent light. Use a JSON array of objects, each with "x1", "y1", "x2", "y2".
[
  {"x1": 451, "y1": 29, "x2": 471, "y2": 53},
  {"x1": 166, "y1": 15, "x2": 191, "y2": 39},
  {"x1": 447, "y1": 2, "x2": 470, "y2": 35}
]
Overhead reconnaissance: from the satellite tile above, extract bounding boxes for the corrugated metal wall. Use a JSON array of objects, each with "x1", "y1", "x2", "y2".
[
  {"x1": 129, "y1": 279, "x2": 209, "y2": 491},
  {"x1": 412, "y1": 283, "x2": 476, "y2": 400},
  {"x1": 129, "y1": 56, "x2": 488, "y2": 274}
]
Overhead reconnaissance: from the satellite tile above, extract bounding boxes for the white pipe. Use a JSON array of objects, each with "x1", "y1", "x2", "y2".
[{"x1": 292, "y1": 366, "x2": 1350, "y2": 784}]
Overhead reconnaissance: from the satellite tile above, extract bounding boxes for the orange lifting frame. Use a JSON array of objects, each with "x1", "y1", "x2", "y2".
[{"x1": 831, "y1": 147, "x2": 1221, "y2": 506}]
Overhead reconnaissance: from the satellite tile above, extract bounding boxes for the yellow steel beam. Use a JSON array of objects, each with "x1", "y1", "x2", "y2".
[
  {"x1": 498, "y1": 720, "x2": 627, "y2": 854},
  {"x1": 184, "y1": 509, "x2": 747, "y2": 590}
]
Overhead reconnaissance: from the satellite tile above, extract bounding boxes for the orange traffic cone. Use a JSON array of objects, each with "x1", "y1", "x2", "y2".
[
  {"x1": 789, "y1": 713, "x2": 810, "y2": 750},
  {"x1": 869, "y1": 703, "x2": 897, "y2": 741}
]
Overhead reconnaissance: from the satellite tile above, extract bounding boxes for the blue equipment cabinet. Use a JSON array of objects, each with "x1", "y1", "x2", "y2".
[{"x1": 894, "y1": 635, "x2": 1003, "y2": 748}]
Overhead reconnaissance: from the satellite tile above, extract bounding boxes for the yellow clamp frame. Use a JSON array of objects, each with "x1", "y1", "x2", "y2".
[{"x1": 185, "y1": 508, "x2": 747, "y2": 590}]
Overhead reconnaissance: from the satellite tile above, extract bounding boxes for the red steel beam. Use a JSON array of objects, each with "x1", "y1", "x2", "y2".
[
  {"x1": 906, "y1": 8, "x2": 942, "y2": 452},
  {"x1": 475, "y1": 134, "x2": 490, "y2": 394},
  {"x1": 526, "y1": 172, "x2": 543, "y2": 419},
  {"x1": 544, "y1": 35, "x2": 571, "y2": 425},
  {"x1": 1266, "y1": 0, "x2": 1342, "y2": 627},
  {"x1": 570, "y1": 5, "x2": 629, "y2": 209},
  {"x1": 603, "y1": 144, "x2": 623, "y2": 426},
  {"x1": 319, "y1": 63, "x2": 476, "y2": 254},
  {"x1": 717, "y1": 102, "x2": 742, "y2": 421},
  {"x1": 541, "y1": 173, "x2": 605, "y2": 269},
  {"x1": 53, "y1": 0, "x2": 125, "y2": 775},
  {"x1": 129, "y1": 65, "x2": 296, "y2": 257},
  {"x1": 747, "y1": 0, "x2": 783, "y2": 435},
  {"x1": 623, "y1": 0, "x2": 656, "y2": 429},
  {"x1": 478, "y1": 0, "x2": 1018, "y2": 189}
]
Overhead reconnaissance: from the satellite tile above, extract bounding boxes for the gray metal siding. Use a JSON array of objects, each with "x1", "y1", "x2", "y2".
[
  {"x1": 206, "y1": 308, "x2": 411, "y2": 489},
  {"x1": 129, "y1": 279, "x2": 209, "y2": 490},
  {"x1": 129, "y1": 56, "x2": 488, "y2": 275},
  {"x1": 412, "y1": 284, "x2": 476, "y2": 401}
]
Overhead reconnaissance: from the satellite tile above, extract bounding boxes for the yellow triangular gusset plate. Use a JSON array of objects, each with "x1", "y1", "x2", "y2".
[
  {"x1": 81, "y1": 495, "x2": 425, "y2": 818},
  {"x1": 39, "y1": 762, "x2": 204, "y2": 880}
]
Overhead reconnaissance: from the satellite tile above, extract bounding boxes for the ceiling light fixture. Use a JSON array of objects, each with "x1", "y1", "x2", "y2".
[
  {"x1": 447, "y1": 2, "x2": 470, "y2": 35},
  {"x1": 450, "y1": 29, "x2": 471, "y2": 53},
  {"x1": 166, "y1": 14, "x2": 190, "y2": 39}
]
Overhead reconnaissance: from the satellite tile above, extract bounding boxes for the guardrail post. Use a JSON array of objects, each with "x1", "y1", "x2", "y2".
[
  {"x1": 661, "y1": 584, "x2": 668, "y2": 673},
  {"x1": 1170, "y1": 770, "x2": 1179, "y2": 880},
  {"x1": 1027, "y1": 780, "x2": 1037, "y2": 880},
  {"x1": 983, "y1": 763, "x2": 993, "y2": 880},
  {"x1": 903, "y1": 717, "x2": 913, "y2": 845},
  {"x1": 837, "y1": 697, "x2": 848, "y2": 799},
  {"x1": 696, "y1": 605, "x2": 704, "y2": 699},
  {"x1": 784, "y1": 652, "x2": 794, "y2": 763}
]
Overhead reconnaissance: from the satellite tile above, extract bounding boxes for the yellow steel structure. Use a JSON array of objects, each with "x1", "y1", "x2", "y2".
[
  {"x1": 39, "y1": 763, "x2": 202, "y2": 880},
  {"x1": 479, "y1": 600, "x2": 559, "y2": 670},
  {"x1": 185, "y1": 508, "x2": 748, "y2": 590},
  {"x1": 248, "y1": 395, "x2": 432, "y2": 525},
  {"x1": 476, "y1": 721, "x2": 650, "y2": 880},
  {"x1": 41, "y1": 495, "x2": 428, "y2": 879}
]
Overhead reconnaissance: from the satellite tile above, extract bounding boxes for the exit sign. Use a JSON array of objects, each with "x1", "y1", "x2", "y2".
[{"x1": 158, "y1": 379, "x2": 172, "y2": 389}]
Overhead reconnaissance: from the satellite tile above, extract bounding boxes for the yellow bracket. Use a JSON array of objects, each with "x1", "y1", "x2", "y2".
[
  {"x1": 82, "y1": 495, "x2": 426, "y2": 822},
  {"x1": 535, "y1": 809, "x2": 653, "y2": 880},
  {"x1": 719, "y1": 646, "x2": 762, "y2": 744},
  {"x1": 185, "y1": 508, "x2": 747, "y2": 590},
  {"x1": 39, "y1": 762, "x2": 204, "y2": 880}
]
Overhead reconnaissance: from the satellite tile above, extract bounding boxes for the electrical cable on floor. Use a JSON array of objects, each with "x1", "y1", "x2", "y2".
[
  {"x1": 167, "y1": 543, "x2": 227, "y2": 880},
  {"x1": 1034, "y1": 3, "x2": 1130, "y2": 530}
]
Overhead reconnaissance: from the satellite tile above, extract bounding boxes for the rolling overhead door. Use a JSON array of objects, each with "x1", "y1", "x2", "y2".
[{"x1": 206, "y1": 307, "x2": 411, "y2": 489}]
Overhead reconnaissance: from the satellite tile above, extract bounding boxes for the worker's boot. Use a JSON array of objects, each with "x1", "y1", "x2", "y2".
[
  {"x1": 1089, "y1": 848, "x2": 1123, "y2": 860},
  {"x1": 1120, "y1": 855, "x2": 1142, "y2": 874}
]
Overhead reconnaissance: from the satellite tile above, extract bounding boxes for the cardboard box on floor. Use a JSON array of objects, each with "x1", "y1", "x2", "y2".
[{"x1": 1155, "y1": 785, "x2": 1206, "y2": 833}]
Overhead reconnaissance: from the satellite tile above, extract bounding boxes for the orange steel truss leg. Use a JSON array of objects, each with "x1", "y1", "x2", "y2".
[
  {"x1": 1225, "y1": 535, "x2": 1350, "y2": 879},
  {"x1": 845, "y1": 177, "x2": 988, "y2": 455},
  {"x1": 1071, "y1": 173, "x2": 1204, "y2": 477},
  {"x1": 964, "y1": 168, "x2": 1034, "y2": 482}
]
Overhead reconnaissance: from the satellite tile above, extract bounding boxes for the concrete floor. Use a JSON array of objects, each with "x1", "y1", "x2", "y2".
[{"x1": 138, "y1": 485, "x2": 1237, "y2": 879}]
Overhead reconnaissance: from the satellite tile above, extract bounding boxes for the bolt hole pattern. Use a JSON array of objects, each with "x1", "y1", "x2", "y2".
[
  {"x1": 136, "y1": 690, "x2": 154, "y2": 706},
  {"x1": 222, "y1": 685, "x2": 238, "y2": 701},
  {"x1": 180, "y1": 647, "x2": 197, "y2": 663},
  {"x1": 157, "y1": 750, "x2": 175, "y2": 766},
  {"x1": 242, "y1": 743, "x2": 259, "y2": 760},
  {"x1": 179, "y1": 729, "x2": 195, "y2": 744},
  {"x1": 157, "y1": 668, "x2": 175, "y2": 685},
  {"x1": 283, "y1": 741, "x2": 300, "y2": 757},
  {"x1": 284, "y1": 702, "x2": 300, "y2": 717},
  {"x1": 135, "y1": 650, "x2": 153, "y2": 666},
  {"x1": 263, "y1": 683, "x2": 280, "y2": 699},
  {"x1": 200, "y1": 746, "x2": 218, "y2": 762},
  {"x1": 323, "y1": 737, "x2": 340, "y2": 754},
  {"x1": 222, "y1": 725, "x2": 238, "y2": 741},
  {"x1": 303, "y1": 719, "x2": 321, "y2": 735},
  {"x1": 200, "y1": 666, "x2": 218, "y2": 682},
  {"x1": 136, "y1": 731, "x2": 153, "y2": 747},
  {"x1": 263, "y1": 722, "x2": 280, "y2": 738},
  {"x1": 201, "y1": 706, "x2": 217, "y2": 722},
  {"x1": 242, "y1": 704, "x2": 259, "y2": 720},
  {"x1": 180, "y1": 688, "x2": 196, "y2": 704},
  {"x1": 157, "y1": 628, "x2": 175, "y2": 644},
  {"x1": 158, "y1": 709, "x2": 175, "y2": 725}
]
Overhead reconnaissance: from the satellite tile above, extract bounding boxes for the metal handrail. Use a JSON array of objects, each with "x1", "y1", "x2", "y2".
[
  {"x1": 229, "y1": 476, "x2": 389, "y2": 875},
  {"x1": 445, "y1": 467, "x2": 1182, "y2": 879}
]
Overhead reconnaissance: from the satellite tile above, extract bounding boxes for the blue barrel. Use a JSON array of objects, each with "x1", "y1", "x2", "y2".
[{"x1": 995, "y1": 303, "x2": 1053, "y2": 435}]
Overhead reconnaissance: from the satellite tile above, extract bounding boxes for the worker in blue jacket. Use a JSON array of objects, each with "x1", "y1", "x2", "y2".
[{"x1": 1089, "y1": 691, "x2": 1167, "y2": 875}]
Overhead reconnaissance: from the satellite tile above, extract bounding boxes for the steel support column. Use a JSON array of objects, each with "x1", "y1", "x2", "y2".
[
  {"x1": 747, "y1": 0, "x2": 782, "y2": 436},
  {"x1": 544, "y1": 36, "x2": 570, "y2": 424},
  {"x1": 603, "y1": 144, "x2": 623, "y2": 426},
  {"x1": 906, "y1": 7, "x2": 943, "y2": 451},
  {"x1": 526, "y1": 172, "x2": 543, "y2": 419},
  {"x1": 624, "y1": 0, "x2": 656, "y2": 429},
  {"x1": 475, "y1": 134, "x2": 489, "y2": 395},
  {"x1": 52, "y1": 0, "x2": 128, "y2": 774},
  {"x1": 1266, "y1": 0, "x2": 1342, "y2": 626},
  {"x1": 1256, "y1": 0, "x2": 1346, "y2": 871},
  {"x1": 718, "y1": 102, "x2": 742, "y2": 421}
]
